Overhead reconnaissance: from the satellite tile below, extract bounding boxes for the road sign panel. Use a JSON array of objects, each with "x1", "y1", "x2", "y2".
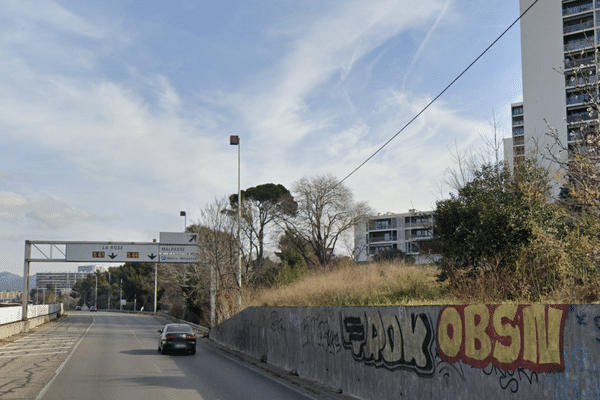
[
  {"x1": 66, "y1": 243, "x2": 159, "y2": 262},
  {"x1": 160, "y1": 232, "x2": 198, "y2": 244},
  {"x1": 159, "y1": 254, "x2": 199, "y2": 263},
  {"x1": 159, "y1": 245, "x2": 198, "y2": 254}
]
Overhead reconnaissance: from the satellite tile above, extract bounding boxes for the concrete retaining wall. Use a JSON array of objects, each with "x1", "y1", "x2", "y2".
[{"x1": 210, "y1": 305, "x2": 600, "y2": 399}]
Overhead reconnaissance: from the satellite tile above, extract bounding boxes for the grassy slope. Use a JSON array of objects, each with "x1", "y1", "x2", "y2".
[{"x1": 248, "y1": 261, "x2": 453, "y2": 307}]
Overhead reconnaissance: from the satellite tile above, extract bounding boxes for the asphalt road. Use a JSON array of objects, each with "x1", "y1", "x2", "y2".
[{"x1": 0, "y1": 312, "x2": 349, "y2": 400}]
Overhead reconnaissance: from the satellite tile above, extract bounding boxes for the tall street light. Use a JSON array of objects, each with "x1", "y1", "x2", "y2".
[
  {"x1": 108, "y1": 271, "x2": 111, "y2": 311},
  {"x1": 180, "y1": 211, "x2": 186, "y2": 231},
  {"x1": 229, "y1": 135, "x2": 242, "y2": 306}
]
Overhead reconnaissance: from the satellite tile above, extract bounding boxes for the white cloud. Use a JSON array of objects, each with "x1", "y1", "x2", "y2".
[
  {"x1": 0, "y1": 191, "x2": 118, "y2": 229},
  {"x1": 238, "y1": 0, "x2": 448, "y2": 146},
  {"x1": 2, "y1": 0, "x2": 112, "y2": 39}
]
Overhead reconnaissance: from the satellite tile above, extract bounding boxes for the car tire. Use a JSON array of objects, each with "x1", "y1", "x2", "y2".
[
  {"x1": 157, "y1": 346, "x2": 161, "y2": 353},
  {"x1": 190, "y1": 346, "x2": 196, "y2": 355},
  {"x1": 160, "y1": 345, "x2": 168, "y2": 355}
]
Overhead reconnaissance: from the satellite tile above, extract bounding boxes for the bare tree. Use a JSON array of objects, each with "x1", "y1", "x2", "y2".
[
  {"x1": 284, "y1": 174, "x2": 372, "y2": 268},
  {"x1": 160, "y1": 197, "x2": 239, "y2": 324},
  {"x1": 445, "y1": 115, "x2": 505, "y2": 193}
]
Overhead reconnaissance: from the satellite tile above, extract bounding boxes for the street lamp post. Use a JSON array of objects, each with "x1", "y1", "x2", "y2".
[
  {"x1": 94, "y1": 273, "x2": 98, "y2": 309},
  {"x1": 229, "y1": 135, "x2": 242, "y2": 306},
  {"x1": 180, "y1": 211, "x2": 186, "y2": 231}
]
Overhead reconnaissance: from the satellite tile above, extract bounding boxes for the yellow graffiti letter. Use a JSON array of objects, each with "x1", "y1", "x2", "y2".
[
  {"x1": 492, "y1": 304, "x2": 520, "y2": 364},
  {"x1": 438, "y1": 307, "x2": 462, "y2": 358},
  {"x1": 523, "y1": 305, "x2": 563, "y2": 365},
  {"x1": 464, "y1": 304, "x2": 492, "y2": 361}
]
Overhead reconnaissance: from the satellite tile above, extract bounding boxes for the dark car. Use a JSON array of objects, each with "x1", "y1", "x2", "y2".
[
  {"x1": 75, "y1": 306, "x2": 81, "y2": 311},
  {"x1": 157, "y1": 324, "x2": 196, "y2": 355}
]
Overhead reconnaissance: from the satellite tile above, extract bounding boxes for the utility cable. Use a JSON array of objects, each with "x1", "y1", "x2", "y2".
[{"x1": 337, "y1": 0, "x2": 539, "y2": 187}]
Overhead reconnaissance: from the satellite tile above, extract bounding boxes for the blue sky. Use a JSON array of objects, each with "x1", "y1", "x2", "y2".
[{"x1": 0, "y1": 0, "x2": 524, "y2": 275}]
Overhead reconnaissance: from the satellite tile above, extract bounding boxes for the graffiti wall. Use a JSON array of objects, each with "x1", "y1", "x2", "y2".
[{"x1": 210, "y1": 304, "x2": 600, "y2": 399}]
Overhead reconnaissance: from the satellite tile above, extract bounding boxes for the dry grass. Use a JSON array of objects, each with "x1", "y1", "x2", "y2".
[
  {"x1": 238, "y1": 259, "x2": 600, "y2": 309},
  {"x1": 246, "y1": 260, "x2": 453, "y2": 307}
]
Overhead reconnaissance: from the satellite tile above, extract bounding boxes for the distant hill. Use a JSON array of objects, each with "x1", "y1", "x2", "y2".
[{"x1": 0, "y1": 272, "x2": 36, "y2": 292}]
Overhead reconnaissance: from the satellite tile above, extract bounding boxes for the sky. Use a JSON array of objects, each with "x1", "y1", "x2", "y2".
[{"x1": 0, "y1": 0, "x2": 525, "y2": 275}]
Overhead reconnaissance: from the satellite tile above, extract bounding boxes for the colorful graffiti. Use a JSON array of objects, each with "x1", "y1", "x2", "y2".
[
  {"x1": 340, "y1": 309, "x2": 434, "y2": 375},
  {"x1": 436, "y1": 304, "x2": 568, "y2": 373}
]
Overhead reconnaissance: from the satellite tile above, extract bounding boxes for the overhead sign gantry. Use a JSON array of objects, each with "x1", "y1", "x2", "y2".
[{"x1": 22, "y1": 232, "x2": 202, "y2": 320}]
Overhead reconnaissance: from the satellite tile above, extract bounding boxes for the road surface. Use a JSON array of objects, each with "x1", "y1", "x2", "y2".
[{"x1": 0, "y1": 312, "x2": 350, "y2": 400}]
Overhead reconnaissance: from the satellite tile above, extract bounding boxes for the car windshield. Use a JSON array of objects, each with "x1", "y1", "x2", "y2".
[{"x1": 166, "y1": 325, "x2": 193, "y2": 333}]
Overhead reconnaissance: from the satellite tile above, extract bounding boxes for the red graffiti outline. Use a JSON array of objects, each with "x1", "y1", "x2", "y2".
[{"x1": 436, "y1": 305, "x2": 568, "y2": 373}]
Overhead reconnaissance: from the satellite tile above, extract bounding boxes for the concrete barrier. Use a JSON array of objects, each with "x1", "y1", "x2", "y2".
[
  {"x1": 210, "y1": 305, "x2": 600, "y2": 399},
  {"x1": 0, "y1": 304, "x2": 64, "y2": 341}
]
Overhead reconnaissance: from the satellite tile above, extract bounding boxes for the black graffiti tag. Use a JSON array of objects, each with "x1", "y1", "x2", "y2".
[
  {"x1": 340, "y1": 310, "x2": 434, "y2": 375},
  {"x1": 302, "y1": 316, "x2": 341, "y2": 354}
]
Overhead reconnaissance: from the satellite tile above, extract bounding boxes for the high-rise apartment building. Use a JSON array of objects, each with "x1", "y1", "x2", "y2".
[{"x1": 508, "y1": 0, "x2": 597, "y2": 184}]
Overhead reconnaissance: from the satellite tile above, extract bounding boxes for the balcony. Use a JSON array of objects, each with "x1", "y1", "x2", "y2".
[
  {"x1": 408, "y1": 229, "x2": 433, "y2": 240},
  {"x1": 566, "y1": 110, "x2": 598, "y2": 123},
  {"x1": 512, "y1": 107, "x2": 523, "y2": 116},
  {"x1": 565, "y1": 72, "x2": 597, "y2": 87},
  {"x1": 563, "y1": 2, "x2": 593, "y2": 16},
  {"x1": 566, "y1": 93, "x2": 591, "y2": 105},
  {"x1": 368, "y1": 235, "x2": 398, "y2": 243},
  {"x1": 564, "y1": 38, "x2": 595, "y2": 52},
  {"x1": 565, "y1": 55, "x2": 596, "y2": 69},
  {"x1": 368, "y1": 218, "x2": 396, "y2": 230},
  {"x1": 513, "y1": 126, "x2": 524, "y2": 136},
  {"x1": 405, "y1": 216, "x2": 432, "y2": 225},
  {"x1": 514, "y1": 146, "x2": 525, "y2": 156},
  {"x1": 564, "y1": 19, "x2": 594, "y2": 34}
]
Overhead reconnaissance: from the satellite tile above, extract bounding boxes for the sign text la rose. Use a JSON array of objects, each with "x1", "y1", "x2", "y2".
[{"x1": 436, "y1": 304, "x2": 568, "y2": 373}]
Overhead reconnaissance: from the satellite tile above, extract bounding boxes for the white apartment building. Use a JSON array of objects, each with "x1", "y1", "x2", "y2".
[
  {"x1": 354, "y1": 210, "x2": 440, "y2": 264},
  {"x1": 36, "y1": 265, "x2": 105, "y2": 294},
  {"x1": 507, "y1": 0, "x2": 597, "y2": 185}
]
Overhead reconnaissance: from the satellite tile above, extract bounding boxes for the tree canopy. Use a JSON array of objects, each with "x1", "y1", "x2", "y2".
[{"x1": 285, "y1": 174, "x2": 372, "y2": 268}]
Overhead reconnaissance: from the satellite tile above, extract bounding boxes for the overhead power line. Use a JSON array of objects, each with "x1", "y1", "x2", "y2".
[{"x1": 337, "y1": 0, "x2": 539, "y2": 187}]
